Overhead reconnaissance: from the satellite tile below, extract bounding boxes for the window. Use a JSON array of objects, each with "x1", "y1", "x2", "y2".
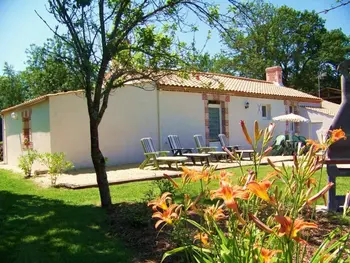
[
  {"x1": 208, "y1": 103, "x2": 222, "y2": 141},
  {"x1": 21, "y1": 110, "x2": 32, "y2": 149},
  {"x1": 289, "y1": 106, "x2": 294, "y2": 114},
  {"x1": 261, "y1": 105, "x2": 271, "y2": 120}
]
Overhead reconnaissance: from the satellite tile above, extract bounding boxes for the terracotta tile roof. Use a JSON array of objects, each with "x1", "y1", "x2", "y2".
[
  {"x1": 158, "y1": 72, "x2": 321, "y2": 102},
  {"x1": 304, "y1": 100, "x2": 340, "y2": 116},
  {"x1": 0, "y1": 90, "x2": 83, "y2": 114},
  {"x1": 1, "y1": 71, "x2": 322, "y2": 114}
]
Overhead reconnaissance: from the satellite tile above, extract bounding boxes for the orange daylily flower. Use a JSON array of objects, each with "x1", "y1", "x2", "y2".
[
  {"x1": 214, "y1": 170, "x2": 234, "y2": 182},
  {"x1": 247, "y1": 180, "x2": 276, "y2": 205},
  {"x1": 152, "y1": 203, "x2": 181, "y2": 229},
  {"x1": 181, "y1": 167, "x2": 202, "y2": 182},
  {"x1": 306, "y1": 177, "x2": 317, "y2": 188},
  {"x1": 329, "y1": 128, "x2": 347, "y2": 143},
  {"x1": 211, "y1": 181, "x2": 250, "y2": 204},
  {"x1": 204, "y1": 202, "x2": 227, "y2": 221},
  {"x1": 275, "y1": 216, "x2": 317, "y2": 244},
  {"x1": 194, "y1": 232, "x2": 209, "y2": 247},
  {"x1": 200, "y1": 169, "x2": 211, "y2": 183},
  {"x1": 306, "y1": 139, "x2": 326, "y2": 152},
  {"x1": 240, "y1": 120, "x2": 253, "y2": 146},
  {"x1": 320, "y1": 253, "x2": 337, "y2": 262},
  {"x1": 261, "y1": 248, "x2": 282, "y2": 263},
  {"x1": 182, "y1": 167, "x2": 208, "y2": 183},
  {"x1": 306, "y1": 182, "x2": 334, "y2": 205},
  {"x1": 211, "y1": 182, "x2": 249, "y2": 224},
  {"x1": 254, "y1": 246, "x2": 282, "y2": 263},
  {"x1": 148, "y1": 192, "x2": 172, "y2": 211}
]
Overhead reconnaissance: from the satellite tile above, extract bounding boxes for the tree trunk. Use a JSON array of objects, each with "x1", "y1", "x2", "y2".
[{"x1": 90, "y1": 118, "x2": 112, "y2": 208}]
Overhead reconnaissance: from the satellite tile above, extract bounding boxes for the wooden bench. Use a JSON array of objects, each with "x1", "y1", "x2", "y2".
[{"x1": 325, "y1": 159, "x2": 350, "y2": 211}]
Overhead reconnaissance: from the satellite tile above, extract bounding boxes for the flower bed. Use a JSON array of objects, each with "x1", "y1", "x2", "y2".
[{"x1": 146, "y1": 121, "x2": 349, "y2": 263}]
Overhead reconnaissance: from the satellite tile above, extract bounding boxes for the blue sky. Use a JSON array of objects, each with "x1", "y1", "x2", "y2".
[{"x1": 0, "y1": 0, "x2": 349, "y2": 74}]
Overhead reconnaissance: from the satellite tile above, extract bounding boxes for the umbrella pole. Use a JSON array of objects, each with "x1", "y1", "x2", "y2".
[{"x1": 308, "y1": 122, "x2": 311, "y2": 139}]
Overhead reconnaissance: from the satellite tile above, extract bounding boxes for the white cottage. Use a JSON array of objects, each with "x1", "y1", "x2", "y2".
[{"x1": 1, "y1": 66, "x2": 338, "y2": 169}]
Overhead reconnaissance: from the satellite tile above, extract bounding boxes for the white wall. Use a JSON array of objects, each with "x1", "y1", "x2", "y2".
[
  {"x1": 50, "y1": 86, "x2": 158, "y2": 168},
  {"x1": 159, "y1": 91, "x2": 205, "y2": 151},
  {"x1": 228, "y1": 96, "x2": 286, "y2": 149},
  {"x1": 4, "y1": 101, "x2": 51, "y2": 169},
  {"x1": 299, "y1": 107, "x2": 334, "y2": 142}
]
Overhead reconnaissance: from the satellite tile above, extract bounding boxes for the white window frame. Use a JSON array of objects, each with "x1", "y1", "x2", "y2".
[
  {"x1": 261, "y1": 104, "x2": 271, "y2": 120},
  {"x1": 208, "y1": 104, "x2": 222, "y2": 140}
]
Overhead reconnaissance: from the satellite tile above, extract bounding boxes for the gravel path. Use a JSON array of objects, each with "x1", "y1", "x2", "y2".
[{"x1": 0, "y1": 156, "x2": 294, "y2": 189}]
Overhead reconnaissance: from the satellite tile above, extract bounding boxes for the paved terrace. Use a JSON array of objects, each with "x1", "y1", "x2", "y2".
[{"x1": 0, "y1": 156, "x2": 294, "y2": 189}]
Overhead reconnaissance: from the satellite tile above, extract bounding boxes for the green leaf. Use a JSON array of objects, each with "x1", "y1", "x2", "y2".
[{"x1": 160, "y1": 246, "x2": 190, "y2": 263}]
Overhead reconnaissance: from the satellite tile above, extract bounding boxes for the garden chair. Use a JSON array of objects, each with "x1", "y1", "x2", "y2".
[
  {"x1": 139, "y1": 137, "x2": 188, "y2": 169},
  {"x1": 218, "y1": 134, "x2": 254, "y2": 160},
  {"x1": 271, "y1": 135, "x2": 286, "y2": 155},
  {"x1": 297, "y1": 135, "x2": 307, "y2": 145},
  {"x1": 193, "y1": 134, "x2": 228, "y2": 161},
  {"x1": 168, "y1": 135, "x2": 210, "y2": 165},
  {"x1": 218, "y1": 134, "x2": 239, "y2": 151}
]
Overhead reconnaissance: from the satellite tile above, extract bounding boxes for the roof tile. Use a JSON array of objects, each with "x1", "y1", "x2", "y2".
[
  {"x1": 304, "y1": 100, "x2": 340, "y2": 116},
  {"x1": 158, "y1": 72, "x2": 320, "y2": 101}
]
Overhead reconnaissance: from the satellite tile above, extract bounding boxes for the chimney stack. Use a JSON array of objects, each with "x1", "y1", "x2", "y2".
[{"x1": 266, "y1": 66, "x2": 283, "y2": 86}]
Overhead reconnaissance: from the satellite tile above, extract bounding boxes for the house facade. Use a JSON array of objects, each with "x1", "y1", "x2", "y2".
[{"x1": 1, "y1": 66, "x2": 336, "y2": 169}]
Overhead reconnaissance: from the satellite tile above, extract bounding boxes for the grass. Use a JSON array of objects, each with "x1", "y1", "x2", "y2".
[
  {"x1": 225, "y1": 165, "x2": 350, "y2": 196},
  {"x1": 0, "y1": 164, "x2": 349, "y2": 263},
  {"x1": 0, "y1": 169, "x2": 155, "y2": 263}
]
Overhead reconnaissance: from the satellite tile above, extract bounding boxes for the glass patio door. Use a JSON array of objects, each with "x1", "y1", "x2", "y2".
[{"x1": 208, "y1": 104, "x2": 222, "y2": 141}]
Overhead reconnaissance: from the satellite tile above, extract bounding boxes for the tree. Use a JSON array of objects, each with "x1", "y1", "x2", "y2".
[
  {"x1": 0, "y1": 63, "x2": 27, "y2": 110},
  {"x1": 39, "y1": 0, "x2": 234, "y2": 208},
  {"x1": 212, "y1": 1, "x2": 350, "y2": 93},
  {"x1": 23, "y1": 37, "x2": 80, "y2": 98}
]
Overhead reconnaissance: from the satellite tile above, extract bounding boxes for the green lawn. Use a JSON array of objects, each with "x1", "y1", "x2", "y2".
[
  {"x1": 0, "y1": 169, "x2": 156, "y2": 263},
  {"x1": 0, "y1": 165, "x2": 349, "y2": 263},
  {"x1": 225, "y1": 165, "x2": 350, "y2": 196}
]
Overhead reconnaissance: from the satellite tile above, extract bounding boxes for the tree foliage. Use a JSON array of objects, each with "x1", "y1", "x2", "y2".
[
  {"x1": 0, "y1": 63, "x2": 27, "y2": 110},
  {"x1": 0, "y1": 38, "x2": 78, "y2": 111},
  {"x1": 39, "y1": 0, "x2": 235, "y2": 208},
  {"x1": 211, "y1": 0, "x2": 350, "y2": 93},
  {"x1": 23, "y1": 37, "x2": 80, "y2": 97}
]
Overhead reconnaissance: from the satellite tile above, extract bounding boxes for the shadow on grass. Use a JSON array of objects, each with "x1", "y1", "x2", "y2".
[{"x1": 0, "y1": 191, "x2": 130, "y2": 263}]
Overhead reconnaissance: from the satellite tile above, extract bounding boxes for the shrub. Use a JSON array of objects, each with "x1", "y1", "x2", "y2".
[
  {"x1": 154, "y1": 178, "x2": 176, "y2": 196},
  {"x1": 39, "y1": 152, "x2": 74, "y2": 186},
  {"x1": 18, "y1": 149, "x2": 38, "y2": 178},
  {"x1": 148, "y1": 121, "x2": 350, "y2": 263}
]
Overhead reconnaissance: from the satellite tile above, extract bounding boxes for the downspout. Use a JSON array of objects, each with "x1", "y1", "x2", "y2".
[
  {"x1": 155, "y1": 82, "x2": 161, "y2": 151},
  {"x1": 1, "y1": 114, "x2": 7, "y2": 164}
]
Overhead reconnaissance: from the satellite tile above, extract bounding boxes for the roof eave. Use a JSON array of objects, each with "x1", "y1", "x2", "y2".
[
  {"x1": 1, "y1": 96, "x2": 49, "y2": 115},
  {"x1": 158, "y1": 85, "x2": 322, "y2": 103},
  {"x1": 0, "y1": 90, "x2": 84, "y2": 115}
]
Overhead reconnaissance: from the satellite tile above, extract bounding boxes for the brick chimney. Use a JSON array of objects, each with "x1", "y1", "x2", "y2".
[{"x1": 265, "y1": 66, "x2": 283, "y2": 86}]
